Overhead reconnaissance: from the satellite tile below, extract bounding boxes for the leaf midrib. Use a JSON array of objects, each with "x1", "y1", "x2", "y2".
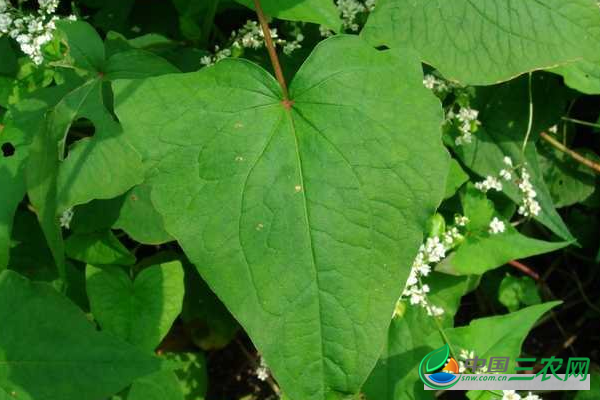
[{"x1": 283, "y1": 106, "x2": 328, "y2": 397}]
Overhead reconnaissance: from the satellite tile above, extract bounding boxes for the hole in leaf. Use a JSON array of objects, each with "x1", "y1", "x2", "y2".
[
  {"x1": 375, "y1": 45, "x2": 390, "y2": 51},
  {"x1": 66, "y1": 118, "x2": 96, "y2": 148},
  {"x1": 2, "y1": 142, "x2": 15, "y2": 157}
]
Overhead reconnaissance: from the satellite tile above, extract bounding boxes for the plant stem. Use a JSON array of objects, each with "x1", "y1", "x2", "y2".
[
  {"x1": 252, "y1": 0, "x2": 291, "y2": 104},
  {"x1": 508, "y1": 260, "x2": 540, "y2": 281},
  {"x1": 521, "y1": 72, "x2": 534, "y2": 154},
  {"x1": 561, "y1": 116, "x2": 600, "y2": 129},
  {"x1": 540, "y1": 131, "x2": 600, "y2": 174}
]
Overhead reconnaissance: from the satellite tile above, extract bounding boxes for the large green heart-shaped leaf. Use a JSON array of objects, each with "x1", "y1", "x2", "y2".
[
  {"x1": 0, "y1": 270, "x2": 166, "y2": 400},
  {"x1": 362, "y1": 0, "x2": 600, "y2": 85},
  {"x1": 114, "y1": 36, "x2": 449, "y2": 400}
]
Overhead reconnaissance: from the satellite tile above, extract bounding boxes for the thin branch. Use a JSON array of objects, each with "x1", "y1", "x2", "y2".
[
  {"x1": 540, "y1": 131, "x2": 600, "y2": 174},
  {"x1": 508, "y1": 260, "x2": 540, "y2": 281},
  {"x1": 561, "y1": 116, "x2": 600, "y2": 129},
  {"x1": 252, "y1": 0, "x2": 291, "y2": 106}
]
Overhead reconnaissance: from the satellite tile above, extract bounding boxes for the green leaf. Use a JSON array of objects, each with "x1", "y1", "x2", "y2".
[
  {"x1": 56, "y1": 84, "x2": 145, "y2": 211},
  {"x1": 538, "y1": 141, "x2": 597, "y2": 208},
  {"x1": 363, "y1": 273, "x2": 468, "y2": 400},
  {"x1": 113, "y1": 184, "x2": 174, "y2": 245},
  {"x1": 498, "y1": 275, "x2": 541, "y2": 312},
  {"x1": 104, "y1": 49, "x2": 180, "y2": 80},
  {"x1": 58, "y1": 20, "x2": 106, "y2": 73},
  {"x1": 165, "y1": 353, "x2": 208, "y2": 400},
  {"x1": 0, "y1": 270, "x2": 165, "y2": 400},
  {"x1": 114, "y1": 36, "x2": 449, "y2": 400},
  {"x1": 439, "y1": 225, "x2": 568, "y2": 276},
  {"x1": 451, "y1": 74, "x2": 573, "y2": 240},
  {"x1": 128, "y1": 371, "x2": 184, "y2": 400},
  {"x1": 235, "y1": 0, "x2": 341, "y2": 31},
  {"x1": 86, "y1": 261, "x2": 185, "y2": 352},
  {"x1": 66, "y1": 231, "x2": 136, "y2": 265},
  {"x1": 440, "y1": 302, "x2": 561, "y2": 371},
  {"x1": 0, "y1": 83, "x2": 81, "y2": 270},
  {"x1": 363, "y1": 0, "x2": 600, "y2": 85},
  {"x1": 551, "y1": 60, "x2": 600, "y2": 95},
  {"x1": 444, "y1": 159, "x2": 469, "y2": 199},
  {"x1": 461, "y1": 184, "x2": 495, "y2": 231},
  {"x1": 26, "y1": 80, "x2": 102, "y2": 280}
]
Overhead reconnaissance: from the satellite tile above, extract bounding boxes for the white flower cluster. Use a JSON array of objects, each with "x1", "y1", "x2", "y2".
[
  {"x1": 422, "y1": 73, "x2": 459, "y2": 94},
  {"x1": 0, "y1": 0, "x2": 62, "y2": 65},
  {"x1": 320, "y1": 0, "x2": 375, "y2": 36},
  {"x1": 447, "y1": 106, "x2": 481, "y2": 146},
  {"x1": 397, "y1": 218, "x2": 467, "y2": 318},
  {"x1": 516, "y1": 168, "x2": 541, "y2": 217},
  {"x1": 474, "y1": 175, "x2": 503, "y2": 193},
  {"x1": 475, "y1": 156, "x2": 541, "y2": 217},
  {"x1": 255, "y1": 356, "x2": 270, "y2": 381},
  {"x1": 501, "y1": 390, "x2": 542, "y2": 400},
  {"x1": 59, "y1": 207, "x2": 73, "y2": 229},
  {"x1": 489, "y1": 217, "x2": 506, "y2": 234},
  {"x1": 201, "y1": 20, "x2": 304, "y2": 66},
  {"x1": 458, "y1": 349, "x2": 488, "y2": 374}
]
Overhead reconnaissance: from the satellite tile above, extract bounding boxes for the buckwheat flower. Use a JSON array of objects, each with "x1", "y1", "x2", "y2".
[
  {"x1": 427, "y1": 305, "x2": 444, "y2": 317},
  {"x1": 516, "y1": 168, "x2": 541, "y2": 217},
  {"x1": 455, "y1": 215, "x2": 469, "y2": 226},
  {"x1": 365, "y1": 0, "x2": 376, "y2": 11},
  {"x1": 503, "y1": 156, "x2": 513, "y2": 167},
  {"x1": 489, "y1": 217, "x2": 505, "y2": 234},
  {"x1": 423, "y1": 74, "x2": 437, "y2": 90},
  {"x1": 502, "y1": 390, "x2": 521, "y2": 400},
  {"x1": 499, "y1": 169, "x2": 512, "y2": 180},
  {"x1": 0, "y1": 13, "x2": 11, "y2": 33},
  {"x1": 60, "y1": 208, "x2": 74, "y2": 229},
  {"x1": 0, "y1": 0, "x2": 7, "y2": 12},
  {"x1": 424, "y1": 236, "x2": 446, "y2": 263},
  {"x1": 255, "y1": 357, "x2": 270, "y2": 381},
  {"x1": 337, "y1": 0, "x2": 366, "y2": 31},
  {"x1": 523, "y1": 393, "x2": 541, "y2": 400},
  {"x1": 548, "y1": 125, "x2": 558, "y2": 134},
  {"x1": 457, "y1": 107, "x2": 479, "y2": 123},
  {"x1": 474, "y1": 176, "x2": 503, "y2": 192}
]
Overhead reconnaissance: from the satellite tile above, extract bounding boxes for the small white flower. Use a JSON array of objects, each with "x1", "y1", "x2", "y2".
[
  {"x1": 503, "y1": 156, "x2": 513, "y2": 167},
  {"x1": 523, "y1": 393, "x2": 541, "y2": 400},
  {"x1": 502, "y1": 390, "x2": 521, "y2": 400},
  {"x1": 423, "y1": 74, "x2": 437, "y2": 90},
  {"x1": 475, "y1": 176, "x2": 503, "y2": 192},
  {"x1": 60, "y1": 208, "x2": 74, "y2": 229},
  {"x1": 454, "y1": 215, "x2": 469, "y2": 226},
  {"x1": 499, "y1": 169, "x2": 512, "y2": 180},
  {"x1": 255, "y1": 357, "x2": 270, "y2": 381},
  {"x1": 489, "y1": 217, "x2": 505, "y2": 234},
  {"x1": 548, "y1": 125, "x2": 558, "y2": 134},
  {"x1": 0, "y1": 13, "x2": 11, "y2": 33}
]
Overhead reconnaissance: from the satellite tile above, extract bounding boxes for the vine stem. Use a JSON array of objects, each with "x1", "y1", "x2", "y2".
[
  {"x1": 540, "y1": 132, "x2": 600, "y2": 174},
  {"x1": 252, "y1": 0, "x2": 292, "y2": 107},
  {"x1": 521, "y1": 72, "x2": 534, "y2": 154}
]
